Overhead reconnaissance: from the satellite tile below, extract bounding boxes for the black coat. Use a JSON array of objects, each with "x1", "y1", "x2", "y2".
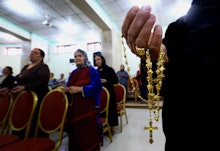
[
  {"x1": 97, "y1": 64, "x2": 119, "y2": 127},
  {"x1": 161, "y1": 1, "x2": 220, "y2": 150},
  {"x1": 0, "y1": 74, "x2": 15, "y2": 88}
]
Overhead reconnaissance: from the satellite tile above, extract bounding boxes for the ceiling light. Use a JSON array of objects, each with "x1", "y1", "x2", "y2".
[{"x1": 6, "y1": 0, "x2": 37, "y2": 16}]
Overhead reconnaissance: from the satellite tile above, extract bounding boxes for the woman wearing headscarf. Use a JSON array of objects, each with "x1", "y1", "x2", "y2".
[
  {"x1": 116, "y1": 64, "x2": 129, "y2": 97},
  {"x1": 94, "y1": 54, "x2": 119, "y2": 134},
  {"x1": 62, "y1": 49, "x2": 102, "y2": 151}
]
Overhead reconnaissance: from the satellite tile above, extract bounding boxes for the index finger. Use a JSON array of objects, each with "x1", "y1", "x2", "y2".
[
  {"x1": 121, "y1": 6, "x2": 139, "y2": 38},
  {"x1": 122, "y1": 5, "x2": 151, "y2": 39}
]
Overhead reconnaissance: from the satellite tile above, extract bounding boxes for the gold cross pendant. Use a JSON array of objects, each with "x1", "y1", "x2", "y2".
[{"x1": 144, "y1": 119, "x2": 158, "y2": 144}]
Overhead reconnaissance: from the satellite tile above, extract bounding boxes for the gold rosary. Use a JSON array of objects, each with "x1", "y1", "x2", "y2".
[{"x1": 121, "y1": 36, "x2": 166, "y2": 144}]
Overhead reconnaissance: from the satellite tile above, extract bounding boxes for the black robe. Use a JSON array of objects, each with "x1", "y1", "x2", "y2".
[
  {"x1": 0, "y1": 74, "x2": 15, "y2": 89},
  {"x1": 97, "y1": 64, "x2": 119, "y2": 127},
  {"x1": 162, "y1": 1, "x2": 220, "y2": 150}
]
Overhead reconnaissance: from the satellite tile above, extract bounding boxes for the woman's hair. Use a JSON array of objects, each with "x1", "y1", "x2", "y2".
[
  {"x1": 94, "y1": 53, "x2": 106, "y2": 69},
  {"x1": 38, "y1": 48, "x2": 45, "y2": 62},
  {"x1": 5, "y1": 66, "x2": 13, "y2": 74},
  {"x1": 38, "y1": 48, "x2": 45, "y2": 57}
]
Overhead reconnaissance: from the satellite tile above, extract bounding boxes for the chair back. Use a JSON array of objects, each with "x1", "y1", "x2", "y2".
[
  {"x1": 54, "y1": 85, "x2": 65, "y2": 91},
  {"x1": 99, "y1": 86, "x2": 112, "y2": 143},
  {"x1": 34, "y1": 89, "x2": 68, "y2": 150},
  {"x1": 127, "y1": 77, "x2": 140, "y2": 102},
  {"x1": 0, "y1": 92, "x2": 13, "y2": 134},
  {"x1": 100, "y1": 87, "x2": 110, "y2": 117},
  {"x1": 114, "y1": 83, "x2": 128, "y2": 132},
  {"x1": 114, "y1": 83, "x2": 126, "y2": 105},
  {"x1": 6, "y1": 91, "x2": 38, "y2": 138}
]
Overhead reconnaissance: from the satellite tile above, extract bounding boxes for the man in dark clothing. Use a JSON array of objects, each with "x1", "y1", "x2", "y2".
[{"x1": 122, "y1": 0, "x2": 220, "y2": 150}]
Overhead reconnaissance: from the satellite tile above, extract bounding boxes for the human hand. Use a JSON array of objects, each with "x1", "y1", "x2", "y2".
[
  {"x1": 101, "y1": 79, "x2": 107, "y2": 83},
  {"x1": 63, "y1": 86, "x2": 82, "y2": 94},
  {"x1": 0, "y1": 87, "x2": 9, "y2": 95},
  {"x1": 122, "y1": 5, "x2": 163, "y2": 62},
  {"x1": 10, "y1": 85, "x2": 25, "y2": 93},
  {"x1": 61, "y1": 87, "x2": 69, "y2": 93}
]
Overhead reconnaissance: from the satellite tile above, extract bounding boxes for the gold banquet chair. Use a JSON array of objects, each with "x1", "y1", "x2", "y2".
[
  {"x1": 100, "y1": 86, "x2": 112, "y2": 144},
  {"x1": 114, "y1": 83, "x2": 128, "y2": 133},
  {"x1": 54, "y1": 85, "x2": 65, "y2": 91},
  {"x1": 127, "y1": 77, "x2": 140, "y2": 102},
  {"x1": 0, "y1": 92, "x2": 13, "y2": 135},
  {"x1": 0, "y1": 91, "x2": 38, "y2": 148},
  {"x1": 0, "y1": 89, "x2": 68, "y2": 151}
]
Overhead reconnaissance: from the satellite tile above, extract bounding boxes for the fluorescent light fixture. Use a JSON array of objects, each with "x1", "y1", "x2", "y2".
[{"x1": 6, "y1": 0, "x2": 37, "y2": 16}]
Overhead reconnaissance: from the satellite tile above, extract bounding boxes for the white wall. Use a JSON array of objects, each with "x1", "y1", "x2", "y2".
[
  {"x1": 0, "y1": 46, "x2": 22, "y2": 75},
  {"x1": 120, "y1": 40, "x2": 140, "y2": 77},
  {"x1": 47, "y1": 49, "x2": 96, "y2": 79},
  {"x1": 0, "y1": 43, "x2": 139, "y2": 78}
]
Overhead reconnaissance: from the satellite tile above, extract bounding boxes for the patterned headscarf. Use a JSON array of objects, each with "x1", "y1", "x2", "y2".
[{"x1": 75, "y1": 49, "x2": 91, "y2": 69}]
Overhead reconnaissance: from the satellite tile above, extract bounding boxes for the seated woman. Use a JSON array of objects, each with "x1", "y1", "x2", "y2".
[
  {"x1": 48, "y1": 72, "x2": 58, "y2": 89},
  {"x1": 57, "y1": 73, "x2": 66, "y2": 86},
  {"x1": 0, "y1": 66, "x2": 15, "y2": 95}
]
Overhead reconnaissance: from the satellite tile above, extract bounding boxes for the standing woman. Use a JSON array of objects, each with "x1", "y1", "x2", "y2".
[
  {"x1": 94, "y1": 54, "x2": 119, "y2": 134},
  {"x1": 10, "y1": 48, "x2": 50, "y2": 138},
  {"x1": 62, "y1": 49, "x2": 102, "y2": 151}
]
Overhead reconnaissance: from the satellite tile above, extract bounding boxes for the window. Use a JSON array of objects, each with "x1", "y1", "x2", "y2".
[
  {"x1": 87, "y1": 42, "x2": 101, "y2": 51},
  {"x1": 55, "y1": 44, "x2": 77, "y2": 53},
  {"x1": 4, "y1": 47, "x2": 22, "y2": 56}
]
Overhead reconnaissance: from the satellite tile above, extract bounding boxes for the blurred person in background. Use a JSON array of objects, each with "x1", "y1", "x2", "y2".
[
  {"x1": 94, "y1": 53, "x2": 119, "y2": 134},
  {"x1": 0, "y1": 66, "x2": 15, "y2": 94},
  {"x1": 116, "y1": 64, "x2": 129, "y2": 98}
]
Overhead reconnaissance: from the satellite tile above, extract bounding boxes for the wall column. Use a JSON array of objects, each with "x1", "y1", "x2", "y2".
[
  {"x1": 21, "y1": 41, "x2": 31, "y2": 68},
  {"x1": 101, "y1": 29, "x2": 122, "y2": 71}
]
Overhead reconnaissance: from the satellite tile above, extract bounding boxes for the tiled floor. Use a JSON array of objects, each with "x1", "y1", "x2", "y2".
[
  {"x1": 58, "y1": 106, "x2": 165, "y2": 151},
  {"x1": 100, "y1": 108, "x2": 165, "y2": 151}
]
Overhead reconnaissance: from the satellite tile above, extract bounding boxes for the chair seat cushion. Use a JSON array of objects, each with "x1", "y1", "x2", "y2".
[
  {"x1": 1, "y1": 137, "x2": 55, "y2": 151},
  {"x1": 0, "y1": 135, "x2": 20, "y2": 148}
]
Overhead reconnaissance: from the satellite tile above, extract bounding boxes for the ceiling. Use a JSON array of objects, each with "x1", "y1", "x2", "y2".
[{"x1": 0, "y1": 0, "x2": 192, "y2": 45}]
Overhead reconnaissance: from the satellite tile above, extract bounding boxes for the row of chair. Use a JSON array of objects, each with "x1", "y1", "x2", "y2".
[
  {"x1": 0, "y1": 89, "x2": 68, "y2": 151},
  {"x1": 0, "y1": 83, "x2": 128, "y2": 149},
  {"x1": 100, "y1": 83, "x2": 128, "y2": 144}
]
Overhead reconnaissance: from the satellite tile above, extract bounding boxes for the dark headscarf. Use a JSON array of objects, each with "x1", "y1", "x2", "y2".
[
  {"x1": 75, "y1": 49, "x2": 91, "y2": 69},
  {"x1": 5, "y1": 66, "x2": 13, "y2": 75},
  {"x1": 95, "y1": 53, "x2": 107, "y2": 69}
]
